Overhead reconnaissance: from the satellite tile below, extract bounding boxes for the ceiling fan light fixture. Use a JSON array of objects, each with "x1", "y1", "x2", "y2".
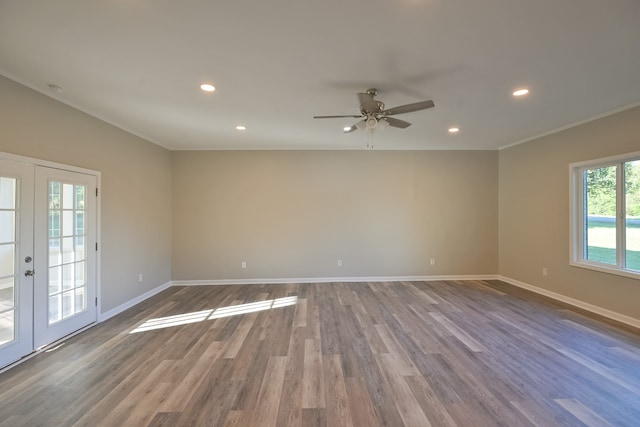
[
  {"x1": 355, "y1": 119, "x2": 367, "y2": 130},
  {"x1": 366, "y1": 117, "x2": 377, "y2": 130},
  {"x1": 377, "y1": 118, "x2": 390, "y2": 130}
]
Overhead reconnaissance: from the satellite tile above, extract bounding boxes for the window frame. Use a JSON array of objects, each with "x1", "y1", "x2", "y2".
[{"x1": 570, "y1": 150, "x2": 640, "y2": 280}]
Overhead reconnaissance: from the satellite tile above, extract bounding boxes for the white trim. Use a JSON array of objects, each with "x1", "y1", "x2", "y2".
[
  {"x1": 172, "y1": 145, "x2": 499, "y2": 151},
  {"x1": 98, "y1": 281, "x2": 172, "y2": 322},
  {"x1": 171, "y1": 275, "x2": 500, "y2": 286},
  {"x1": 0, "y1": 151, "x2": 100, "y2": 176},
  {"x1": 569, "y1": 150, "x2": 640, "y2": 169},
  {"x1": 499, "y1": 275, "x2": 640, "y2": 329},
  {"x1": 499, "y1": 101, "x2": 640, "y2": 150},
  {"x1": 95, "y1": 173, "x2": 102, "y2": 320}
]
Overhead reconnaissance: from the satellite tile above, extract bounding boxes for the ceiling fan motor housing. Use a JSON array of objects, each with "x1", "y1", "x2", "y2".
[{"x1": 360, "y1": 100, "x2": 385, "y2": 116}]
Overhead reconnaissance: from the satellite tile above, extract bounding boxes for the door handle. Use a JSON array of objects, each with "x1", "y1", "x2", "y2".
[{"x1": 25, "y1": 269, "x2": 35, "y2": 277}]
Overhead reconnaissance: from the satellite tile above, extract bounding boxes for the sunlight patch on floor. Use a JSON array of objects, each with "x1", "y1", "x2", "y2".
[{"x1": 130, "y1": 296, "x2": 297, "y2": 333}]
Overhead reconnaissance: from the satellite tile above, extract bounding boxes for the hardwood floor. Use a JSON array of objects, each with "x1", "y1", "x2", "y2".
[{"x1": 1, "y1": 280, "x2": 639, "y2": 426}]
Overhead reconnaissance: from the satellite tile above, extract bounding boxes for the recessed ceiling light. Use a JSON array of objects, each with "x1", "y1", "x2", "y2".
[
  {"x1": 512, "y1": 88, "x2": 529, "y2": 97},
  {"x1": 448, "y1": 127, "x2": 460, "y2": 133},
  {"x1": 236, "y1": 125, "x2": 246, "y2": 131},
  {"x1": 200, "y1": 83, "x2": 216, "y2": 92}
]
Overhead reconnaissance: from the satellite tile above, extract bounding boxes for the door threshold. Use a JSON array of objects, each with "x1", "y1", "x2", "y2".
[{"x1": 0, "y1": 321, "x2": 97, "y2": 374}]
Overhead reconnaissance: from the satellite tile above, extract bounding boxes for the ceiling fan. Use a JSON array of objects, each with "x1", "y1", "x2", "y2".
[{"x1": 313, "y1": 88, "x2": 435, "y2": 133}]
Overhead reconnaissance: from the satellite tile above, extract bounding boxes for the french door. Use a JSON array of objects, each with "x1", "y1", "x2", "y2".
[
  {"x1": 0, "y1": 159, "x2": 97, "y2": 368},
  {"x1": 0, "y1": 160, "x2": 34, "y2": 368}
]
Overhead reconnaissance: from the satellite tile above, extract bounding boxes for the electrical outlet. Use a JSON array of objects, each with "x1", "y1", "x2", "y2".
[
  {"x1": 542, "y1": 267, "x2": 548, "y2": 276},
  {"x1": 337, "y1": 259, "x2": 343, "y2": 267},
  {"x1": 138, "y1": 273, "x2": 143, "y2": 282},
  {"x1": 241, "y1": 261, "x2": 247, "y2": 269},
  {"x1": 430, "y1": 258, "x2": 436, "y2": 266}
]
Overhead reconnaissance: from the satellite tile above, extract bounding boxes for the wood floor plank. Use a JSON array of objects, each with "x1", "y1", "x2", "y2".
[
  {"x1": 375, "y1": 355, "x2": 432, "y2": 427},
  {"x1": 323, "y1": 354, "x2": 353, "y2": 427},
  {"x1": 302, "y1": 338, "x2": 326, "y2": 409},
  {"x1": 510, "y1": 399, "x2": 577, "y2": 427},
  {"x1": 344, "y1": 377, "x2": 380, "y2": 427},
  {"x1": 156, "y1": 340, "x2": 225, "y2": 412},
  {"x1": 231, "y1": 338, "x2": 271, "y2": 412},
  {"x1": 223, "y1": 311, "x2": 259, "y2": 358},
  {"x1": 146, "y1": 411, "x2": 183, "y2": 427},
  {"x1": 223, "y1": 410, "x2": 244, "y2": 427},
  {"x1": 353, "y1": 311, "x2": 389, "y2": 354},
  {"x1": 93, "y1": 360, "x2": 176, "y2": 427},
  {"x1": 374, "y1": 324, "x2": 421, "y2": 376},
  {"x1": 179, "y1": 378, "x2": 243, "y2": 427},
  {"x1": 446, "y1": 401, "x2": 502, "y2": 427},
  {"x1": 275, "y1": 327, "x2": 305, "y2": 426},
  {"x1": 301, "y1": 408, "x2": 327, "y2": 427},
  {"x1": 357, "y1": 349, "x2": 406, "y2": 426},
  {"x1": 555, "y1": 398, "x2": 616, "y2": 427},
  {"x1": 119, "y1": 381, "x2": 174, "y2": 427},
  {"x1": 393, "y1": 311, "x2": 445, "y2": 354},
  {"x1": 307, "y1": 295, "x2": 322, "y2": 340},
  {"x1": 0, "y1": 281, "x2": 639, "y2": 427},
  {"x1": 249, "y1": 356, "x2": 287, "y2": 427},
  {"x1": 554, "y1": 345, "x2": 640, "y2": 395},
  {"x1": 428, "y1": 311, "x2": 485, "y2": 352},
  {"x1": 229, "y1": 318, "x2": 266, "y2": 381},
  {"x1": 293, "y1": 297, "x2": 308, "y2": 327},
  {"x1": 405, "y1": 375, "x2": 458, "y2": 427}
]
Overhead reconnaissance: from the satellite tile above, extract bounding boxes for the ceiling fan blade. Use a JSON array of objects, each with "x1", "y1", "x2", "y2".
[
  {"x1": 314, "y1": 114, "x2": 363, "y2": 119},
  {"x1": 357, "y1": 92, "x2": 374, "y2": 105},
  {"x1": 382, "y1": 100, "x2": 435, "y2": 116},
  {"x1": 383, "y1": 117, "x2": 412, "y2": 129}
]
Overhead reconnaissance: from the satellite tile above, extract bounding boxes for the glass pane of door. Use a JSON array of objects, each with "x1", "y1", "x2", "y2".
[
  {"x1": 47, "y1": 181, "x2": 87, "y2": 324},
  {"x1": 0, "y1": 177, "x2": 17, "y2": 345}
]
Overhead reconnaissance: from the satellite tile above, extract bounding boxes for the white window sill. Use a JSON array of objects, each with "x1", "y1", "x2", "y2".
[{"x1": 570, "y1": 260, "x2": 640, "y2": 281}]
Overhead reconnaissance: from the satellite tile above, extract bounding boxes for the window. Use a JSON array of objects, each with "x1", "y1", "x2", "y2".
[{"x1": 570, "y1": 152, "x2": 640, "y2": 278}]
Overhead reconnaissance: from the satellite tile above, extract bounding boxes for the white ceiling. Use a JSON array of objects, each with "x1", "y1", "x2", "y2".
[{"x1": 1, "y1": 0, "x2": 640, "y2": 151}]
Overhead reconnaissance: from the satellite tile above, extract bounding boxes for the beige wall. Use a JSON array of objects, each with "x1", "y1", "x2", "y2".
[
  {"x1": 0, "y1": 76, "x2": 172, "y2": 312},
  {"x1": 172, "y1": 150, "x2": 498, "y2": 280},
  {"x1": 499, "y1": 106, "x2": 640, "y2": 321}
]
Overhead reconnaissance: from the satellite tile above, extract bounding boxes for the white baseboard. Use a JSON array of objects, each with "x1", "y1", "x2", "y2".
[
  {"x1": 499, "y1": 275, "x2": 640, "y2": 329},
  {"x1": 98, "y1": 281, "x2": 172, "y2": 322},
  {"x1": 171, "y1": 274, "x2": 500, "y2": 287}
]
